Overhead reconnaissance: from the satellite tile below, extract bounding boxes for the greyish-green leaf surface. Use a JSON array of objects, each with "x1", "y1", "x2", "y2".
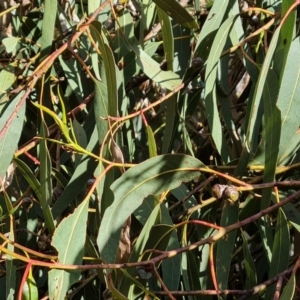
[{"x1": 97, "y1": 154, "x2": 204, "y2": 263}]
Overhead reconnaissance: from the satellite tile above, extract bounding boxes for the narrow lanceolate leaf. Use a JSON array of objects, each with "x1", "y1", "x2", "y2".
[
  {"x1": 39, "y1": 122, "x2": 55, "y2": 233},
  {"x1": 51, "y1": 128, "x2": 98, "y2": 219},
  {"x1": 157, "y1": 8, "x2": 174, "y2": 71},
  {"x1": 204, "y1": 15, "x2": 238, "y2": 163},
  {"x1": 97, "y1": 154, "x2": 204, "y2": 263},
  {"x1": 146, "y1": 125, "x2": 157, "y2": 157},
  {"x1": 261, "y1": 70, "x2": 280, "y2": 210},
  {"x1": 0, "y1": 91, "x2": 25, "y2": 182},
  {"x1": 119, "y1": 203, "x2": 161, "y2": 296},
  {"x1": 277, "y1": 37, "x2": 300, "y2": 165},
  {"x1": 157, "y1": 7, "x2": 176, "y2": 154},
  {"x1": 264, "y1": 209, "x2": 290, "y2": 299},
  {"x1": 13, "y1": 158, "x2": 42, "y2": 201},
  {"x1": 153, "y1": 0, "x2": 198, "y2": 29},
  {"x1": 39, "y1": 0, "x2": 57, "y2": 60},
  {"x1": 89, "y1": 22, "x2": 119, "y2": 205},
  {"x1": 122, "y1": 36, "x2": 181, "y2": 90},
  {"x1": 279, "y1": 274, "x2": 295, "y2": 300},
  {"x1": 273, "y1": 0, "x2": 296, "y2": 83},
  {"x1": 22, "y1": 267, "x2": 38, "y2": 300},
  {"x1": 216, "y1": 201, "x2": 239, "y2": 293},
  {"x1": 237, "y1": 25, "x2": 281, "y2": 174},
  {"x1": 161, "y1": 204, "x2": 181, "y2": 293},
  {"x1": 90, "y1": 21, "x2": 118, "y2": 117},
  {"x1": 48, "y1": 199, "x2": 89, "y2": 300},
  {"x1": 241, "y1": 231, "x2": 257, "y2": 289},
  {"x1": 194, "y1": 0, "x2": 235, "y2": 60},
  {"x1": 6, "y1": 224, "x2": 16, "y2": 300}
]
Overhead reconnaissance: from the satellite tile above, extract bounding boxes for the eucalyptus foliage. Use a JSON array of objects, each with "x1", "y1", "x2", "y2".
[{"x1": 0, "y1": 0, "x2": 300, "y2": 299}]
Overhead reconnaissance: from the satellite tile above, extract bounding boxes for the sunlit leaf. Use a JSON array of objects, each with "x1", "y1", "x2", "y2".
[
  {"x1": 0, "y1": 92, "x2": 25, "y2": 183},
  {"x1": 98, "y1": 154, "x2": 204, "y2": 263},
  {"x1": 48, "y1": 198, "x2": 89, "y2": 300},
  {"x1": 153, "y1": 0, "x2": 198, "y2": 29}
]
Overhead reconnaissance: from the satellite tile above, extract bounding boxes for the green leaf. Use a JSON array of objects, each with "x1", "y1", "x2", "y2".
[
  {"x1": 58, "y1": 56, "x2": 85, "y2": 102},
  {"x1": 186, "y1": 251, "x2": 201, "y2": 293},
  {"x1": 279, "y1": 273, "x2": 295, "y2": 300},
  {"x1": 13, "y1": 158, "x2": 42, "y2": 201},
  {"x1": 204, "y1": 15, "x2": 238, "y2": 163},
  {"x1": 39, "y1": 122, "x2": 55, "y2": 233},
  {"x1": 51, "y1": 127, "x2": 98, "y2": 219},
  {"x1": 48, "y1": 198, "x2": 89, "y2": 300},
  {"x1": 1, "y1": 37, "x2": 20, "y2": 54},
  {"x1": 237, "y1": 24, "x2": 281, "y2": 174},
  {"x1": 282, "y1": 203, "x2": 300, "y2": 233},
  {"x1": 181, "y1": 252, "x2": 192, "y2": 295},
  {"x1": 241, "y1": 231, "x2": 257, "y2": 289},
  {"x1": 71, "y1": 119, "x2": 88, "y2": 167},
  {"x1": 216, "y1": 201, "x2": 239, "y2": 292},
  {"x1": 273, "y1": 0, "x2": 296, "y2": 83},
  {"x1": 88, "y1": 0, "x2": 100, "y2": 16},
  {"x1": 39, "y1": 0, "x2": 57, "y2": 60},
  {"x1": 0, "y1": 65, "x2": 15, "y2": 103},
  {"x1": 89, "y1": 22, "x2": 119, "y2": 205},
  {"x1": 6, "y1": 229, "x2": 16, "y2": 300},
  {"x1": 261, "y1": 70, "x2": 280, "y2": 210},
  {"x1": 0, "y1": 91, "x2": 25, "y2": 181},
  {"x1": 113, "y1": 9, "x2": 135, "y2": 62},
  {"x1": 160, "y1": 204, "x2": 181, "y2": 292},
  {"x1": 134, "y1": 195, "x2": 157, "y2": 225},
  {"x1": 195, "y1": 0, "x2": 235, "y2": 59},
  {"x1": 128, "y1": 223, "x2": 173, "y2": 298},
  {"x1": 264, "y1": 208, "x2": 290, "y2": 299},
  {"x1": 277, "y1": 37, "x2": 300, "y2": 165},
  {"x1": 123, "y1": 38, "x2": 181, "y2": 91},
  {"x1": 146, "y1": 125, "x2": 157, "y2": 157},
  {"x1": 153, "y1": 0, "x2": 198, "y2": 29},
  {"x1": 90, "y1": 21, "x2": 118, "y2": 117},
  {"x1": 120, "y1": 202, "x2": 161, "y2": 296},
  {"x1": 98, "y1": 154, "x2": 204, "y2": 263},
  {"x1": 22, "y1": 269, "x2": 38, "y2": 300},
  {"x1": 158, "y1": 7, "x2": 177, "y2": 154}
]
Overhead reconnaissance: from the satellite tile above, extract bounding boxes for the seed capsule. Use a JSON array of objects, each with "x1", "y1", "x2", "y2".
[
  {"x1": 192, "y1": 57, "x2": 204, "y2": 70},
  {"x1": 224, "y1": 186, "x2": 239, "y2": 203}
]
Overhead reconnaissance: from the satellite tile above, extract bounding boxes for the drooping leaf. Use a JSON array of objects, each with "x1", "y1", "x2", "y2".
[
  {"x1": 237, "y1": 24, "x2": 281, "y2": 174},
  {"x1": 123, "y1": 38, "x2": 182, "y2": 91},
  {"x1": 204, "y1": 15, "x2": 238, "y2": 163},
  {"x1": 97, "y1": 154, "x2": 204, "y2": 263},
  {"x1": 261, "y1": 70, "x2": 280, "y2": 209},
  {"x1": 264, "y1": 208, "x2": 290, "y2": 299},
  {"x1": 22, "y1": 267, "x2": 38, "y2": 300},
  {"x1": 195, "y1": 0, "x2": 235, "y2": 60},
  {"x1": 216, "y1": 201, "x2": 239, "y2": 293},
  {"x1": 277, "y1": 37, "x2": 300, "y2": 165},
  {"x1": 279, "y1": 273, "x2": 295, "y2": 300},
  {"x1": 0, "y1": 92, "x2": 25, "y2": 183},
  {"x1": 160, "y1": 204, "x2": 181, "y2": 293},
  {"x1": 39, "y1": 122, "x2": 55, "y2": 233},
  {"x1": 51, "y1": 127, "x2": 98, "y2": 219},
  {"x1": 153, "y1": 0, "x2": 198, "y2": 29},
  {"x1": 273, "y1": 0, "x2": 296, "y2": 83},
  {"x1": 48, "y1": 198, "x2": 89, "y2": 300},
  {"x1": 90, "y1": 21, "x2": 118, "y2": 117},
  {"x1": 241, "y1": 231, "x2": 257, "y2": 289},
  {"x1": 158, "y1": 7, "x2": 177, "y2": 154},
  {"x1": 39, "y1": 0, "x2": 57, "y2": 61}
]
